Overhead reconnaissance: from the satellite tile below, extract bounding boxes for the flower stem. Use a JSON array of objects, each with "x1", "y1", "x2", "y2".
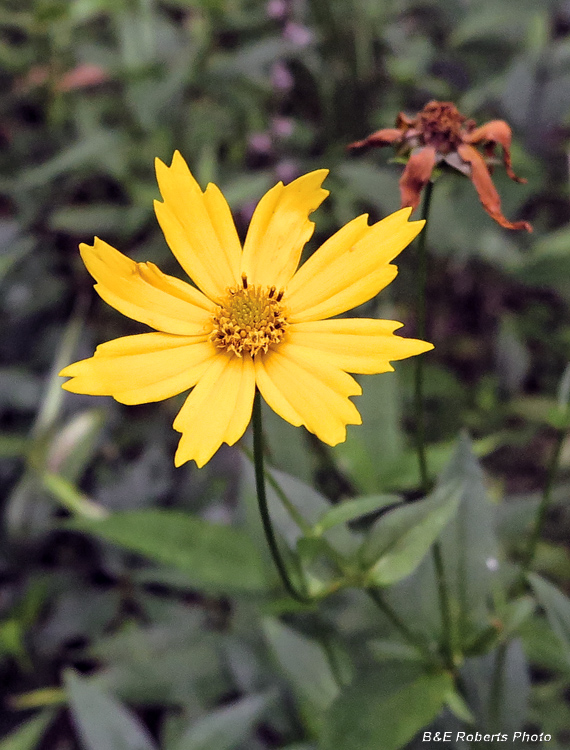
[
  {"x1": 252, "y1": 390, "x2": 312, "y2": 603},
  {"x1": 518, "y1": 427, "x2": 567, "y2": 588},
  {"x1": 412, "y1": 181, "x2": 455, "y2": 669},
  {"x1": 414, "y1": 179, "x2": 434, "y2": 493}
]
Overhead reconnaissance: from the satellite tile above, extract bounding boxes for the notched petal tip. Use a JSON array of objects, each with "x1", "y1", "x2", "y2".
[
  {"x1": 394, "y1": 206, "x2": 426, "y2": 231},
  {"x1": 307, "y1": 167, "x2": 330, "y2": 180},
  {"x1": 174, "y1": 447, "x2": 191, "y2": 468},
  {"x1": 388, "y1": 206, "x2": 426, "y2": 237}
]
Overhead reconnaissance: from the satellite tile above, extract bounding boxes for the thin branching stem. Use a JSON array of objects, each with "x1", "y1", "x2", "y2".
[
  {"x1": 522, "y1": 428, "x2": 566, "y2": 577},
  {"x1": 511, "y1": 425, "x2": 568, "y2": 600},
  {"x1": 366, "y1": 588, "x2": 438, "y2": 665},
  {"x1": 413, "y1": 181, "x2": 455, "y2": 669},
  {"x1": 414, "y1": 179, "x2": 433, "y2": 493},
  {"x1": 250, "y1": 396, "x2": 441, "y2": 658}
]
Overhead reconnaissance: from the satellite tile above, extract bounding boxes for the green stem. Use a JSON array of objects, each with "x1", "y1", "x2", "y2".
[
  {"x1": 264, "y1": 467, "x2": 314, "y2": 537},
  {"x1": 490, "y1": 430, "x2": 567, "y2": 733},
  {"x1": 414, "y1": 179, "x2": 434, "y2": 493},
  {"x1": 519, "y1": 427, "x2": 567, "y2": 584},
  {"x1": 433, "y1": 541, "x2": 455, "y2": 669},
  {"x1": 366, "y1": 588, "x2": 437, "y2": 665},
  {"x1": 241, "y1": 444, "x2": 312, "y2": 536},
  {"x1": 491, "y1": 426, "x2": 567, "y2": 732},
  {"x1": 252, "y1": 390, "x2": 311, "y2": 603},
  {"x1": 412, "y1": 181, "x2": 455, "y2": 669}
]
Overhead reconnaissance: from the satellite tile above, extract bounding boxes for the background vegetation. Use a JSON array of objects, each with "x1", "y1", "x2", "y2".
[{"x1": 3, "y1": 0, "x2": 570, "y2": 747}]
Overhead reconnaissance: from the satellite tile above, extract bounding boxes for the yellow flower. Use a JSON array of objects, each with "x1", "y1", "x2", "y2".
[{"x1": 60, "y1": 152, "x2": 433, "y2": 468}]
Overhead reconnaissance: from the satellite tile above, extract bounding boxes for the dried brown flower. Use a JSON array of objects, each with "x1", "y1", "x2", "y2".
[{"x1": 348, "y1": 101, "x2": 532, "y2": 232}]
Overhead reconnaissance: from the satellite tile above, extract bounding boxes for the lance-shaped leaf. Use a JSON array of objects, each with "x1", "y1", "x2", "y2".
[
  {"x1": 0, "y1": 711, "x2": 54, "y2": 750},
  {"x1": 65, "y1": 510, "x2": 268, "y2": 594},
  {"x1": 313, "y1": 494, "x2": 401, "y2": 534},
  {"x1": 461, "y1": 640, "x2": 529, "y2": 733},
  {"x1": 359, "y1": 481, "x2": 461, "y2": 586},
  {"x1": 437, "y1": 434, "x2": 501, "y2": 641},
  {"x1": 171, "y1": 693, "x2": 271, "y2": 750},
  {"x1": 64, "y1": 670, "x2": 157, "y2": 750},
  {"x1": 320, "y1": 664, "x2": 453, "y2": 750},
  {"x1": 263, "y1": 618, "x2": 339, "y2": 715},
  {"x1": 529, "y1": 572, "x2": 570, "y2": 668}
]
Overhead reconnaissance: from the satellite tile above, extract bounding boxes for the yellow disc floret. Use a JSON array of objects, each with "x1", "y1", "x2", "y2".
[{"x1": 211, "y1": 274, "x2": 287, "y2": 357}]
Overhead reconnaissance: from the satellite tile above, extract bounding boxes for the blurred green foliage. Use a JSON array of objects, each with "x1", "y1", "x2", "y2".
[{"x1": 4, "y1": 0, "x2": 570, "y2": 748}]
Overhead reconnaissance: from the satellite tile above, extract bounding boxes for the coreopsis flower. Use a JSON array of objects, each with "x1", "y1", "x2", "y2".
[
  {"x1": 349, "y1": 101, "x2": 532, "y2": 232},
  {"x1": 60, "y1": 152, "x2": 433, "y2": 467}
]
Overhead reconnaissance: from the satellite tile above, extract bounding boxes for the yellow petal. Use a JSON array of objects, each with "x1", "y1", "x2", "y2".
[
  {"x1": 154, "y1": 151, "x2": 242, "y2": 301},
  {"x1": 80, "y1": 238, "x2": 214, "y2": 335},
  {"x1": 256, "y1": 345, "x2": 361, "y2": 445},
  {"x1": 278, "y1": 341, "x2": 362, "y2": 397},
  {"x1": 241, "y1": 170, "x2": 329, "y2": 289},
  {"x1": 286, "y1": 208, "x2": 424, "y2": 322},
  {"x1": 290, "y1": 265, "x2": 399, "y2": 324},
  {"x1": 254, "y1": 356, "x2": 303, "y2": 428},
  {"x1": 60, "y1": 333, "x2": 216, "y2": 404},
  {"x1": 173, "y1": 353, "x2": 255, "y2": 468},
  {"x1": 287, "y1": 318, "x2": 434, "y2": 373}
]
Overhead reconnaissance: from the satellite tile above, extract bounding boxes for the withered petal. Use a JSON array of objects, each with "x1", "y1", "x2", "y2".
[
  {"x1": 347, "y1": 128, "x2": 404, "y2": 150},
  {"x1": 399, "y1": 146, "x2": 437, "y2": 212},
  {"x1": 396, "y1": 112, "x2": 415, "y2": 128},
  {"x1": 457, "y1": 144, "x2": 532, "y2": 232},
  {"x1": 463, "y1": 120, "x2": 526, "y2": 183}
]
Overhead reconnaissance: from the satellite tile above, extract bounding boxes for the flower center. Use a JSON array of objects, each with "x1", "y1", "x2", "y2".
[
  {"x1": 211, "y1": 274, "x2": 287, "y2": 357},
  {"x1": 417, "y1": 101, "x2": 468, "y2": 153}
]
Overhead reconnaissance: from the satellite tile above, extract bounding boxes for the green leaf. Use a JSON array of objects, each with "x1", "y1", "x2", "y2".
[
  {"x1": 263, "y1": 618, "x2": 339, "y2": 715},
  {"x1": 65, "y1": 510, "x2": 268, "y2": 594},
  {"x1": 450, "y1": 6, "x2": 533, "y2": 46},
  {"x1": 313, "y1": 494, "x2": 401, "y2": 534},
  {"x1": 0, "y1": 618, "x2": 27, "y2": 663},
  {"x1": 444, "y1": 688, "x2": 475, "y2": 724},
  {"x1": 45, "y1": 409, "x2": 106, "y2": 482},
  {"x1": 49, "y1": 205, "x2": 132, "y2": 235},
  {"x1": 368, "y1": 639, "x2": 423, "y2": 663},
  {"x1": 171, "y1": 694, "x2": 271, "y2": 750},
  {"x1": 519, "y1": 614, "x2": 570, "y2": 676},
  {"x1": 461, "y1": 641, "x2": 529, "y2": 732},
  {"x1": 436, "y1": 435, "x2": 501, "y2": 641},
  {"x1": 16, "y1": 131, "x2": 122, "y2": 190},
  {"x1": 239, "y1": 457, "x2": 358, "y2": 558},
  {"x1": 528, "y1": 573, "x2": 570, "y2": 667},
  {"x1": 64, "y1": 669, "x2": 157, "y2": 750},
  {"x1": 320, "y1": 667, "x2": 453, "y2": 750},
  {"x1": 359, "y1": 482, "x2": 461, "y2": 586},
  {"x1": 295, "y1": 537, "x2": 339, "y2": 597},
  {"x1": 87, "y1": 617, "x2": 221, "y2": 706},
  {"x1": 0, "y1": 711, "x2": 54, "y2": 750},
  {"x1": 501, "y1": 596, "x2": 536, "y2": 637},
  {"x1": 331, "y1": 368, "x2": 404, "y2": 494},
  {"x1": 42, "y1": 473, "x2": 108, "y2": 520}
]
